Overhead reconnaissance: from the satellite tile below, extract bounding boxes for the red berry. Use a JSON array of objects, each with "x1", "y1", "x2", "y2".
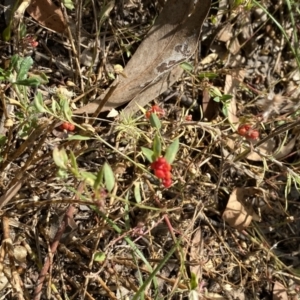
[
  {"x1": 68, "y1": 123, "x2": 75, "y2": 131},
  {"x1": 60, "y1": 122, "x2": 75, "y2": 132},
  {"x1": 246, "y1": 129, "x2": 259, "y2": 140},
  {"x1": 163, "y1": 178, "x2": 172, "y2": 188},
  {"x1": 237, "y1": 124, "x2": 252, "y2": 137},
  {"x1": 146, "y1": 105, "x2": 165, "y2": 119},
  {"x1": 163, "y1": 163, "x2": 171, "y2": 172},
  {"x1": 155, "y1": 169, "x2": 165, "y2": 179},
  {"x1": 157, "y1": 157, "x2": 167, "y2": 165},
  {"x1": 152, "y1": 105, "x2": 164, "y2": 115},
  {"x1": 164, "y1": 171, "x2": 172, "y2": 179},
  {"x1": 31, "y1": 40, "x2": 38, "y2": 48},
  {"x1": 60, "y1": 122, "x2": 68, "y2": 130}
]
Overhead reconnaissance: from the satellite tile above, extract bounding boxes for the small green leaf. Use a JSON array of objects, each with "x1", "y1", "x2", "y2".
[
  {"x1": 62, "y1": 0, "x2": 74, "y2": 9},
  {"x1": 94, "y1": 167, "x2": 104, "y2": 190},
  {"x1": 53, "y1": 147, "x2": 68, "y2": 169},
  {"x1": 134, "y1": 183, "x2": 141, "y2": 203},
  {"x1": 222, "y1": 105, "x2": 228, "y2": 117},
  {"x1": 2, "y1": 26, "x2": 11, "y2": 41},
  {"x1": 141, "y1": 147, "x2": 154, "y2": 163},
  {"x1": 15, "y1": 78, "x2": 40, "y2": 87},
  {"x1": 180, "y1": 62, "x2": 193, "y2": 72},
  {"x1": 34, "y1": 92, "x2": 47, "y2": 113},
  {"x1": 153, "y1": 134, "x2": 161, "y2": 159},
  {"x1": 61, "y1": 98, "x2": 73, "y2": 122},
  {"x1": 17, "y1": 56, "x2": 33, "y2": 81},
  {"x1": 190, "y1": 272, "x2": 198, "y2": 290},
  {"x1": 9, "y1": 55, "x2": 19, "y2": 70},
  {"x1": 221, "y1": 94, "x2": 233, "y2": 101},
  {"x1": 67, "y1": 135, "x2": 90, "y2": 141},
  {"x1": 213, "y1": 96, "x2": 220, "y2": 103},
  {"x1": 57, "y1": 168, "x2": 68, "y2": 179},
  {"x1": 81, "y1": 171, "x2": 96, "y2": 186},
  {"x1": 149, "y1": 113, "x2": 161, "y2": 130},
  {"x1": 52, "y1": 100, "x2": 58, "y2": 114},
  {"x1": 28, "y1": 72, "x2": 49, "y2": 85},
  {"x1": 103, "y1": 162, "x2": 115, "y2": 192},
  {"x1": 69, "y1": 150, "x2": 78, "y2": 175},
  {"x1": 19, "y1": 23, "x2": 27, "y2": 39},
  {"x1": 210, "y1": 86, "x2": 222, "y2": 97},
  {"x1": 94, "y1": 251, "x2": 106, "y2": 262},
  {"x1": 165, "y1": 139, "x2": 179, "y2": 164},
  {"x1": 198, "y1": 72, "x2": 217, "y2": 79},
  {"x1": 0, "y1": 135, "x2": 7, "y2": 146}
]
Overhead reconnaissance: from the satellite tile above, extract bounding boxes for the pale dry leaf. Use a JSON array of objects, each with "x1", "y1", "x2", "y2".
[
  {"x1": 106, "y1": 108, "x2": 119, "y2": 118},
  {"x1": 27, "y1": 0, "x2": 67, "y2": 33},
  {"x1": 204, "y1": 293, "x2": 226, "y2": 300},
  {"x1": 246, "y1": 139, "x2": 276, "y2": 161},
  {"x1": 222, "y1": 187, "x2": 260, "y2": 230},
  {"x1": 274, "y1": 137, "x2": 297, "y2": 160},
  {"x1": 224, "y1": 69, "x2": 245, "y2": 127},
  {"x1": 226, "y1": 37, "x2": 241, "y2": 55},
  {"x1": 216, "y1": 23, "x2": 233, "y2": 42},
  {"x1": 272, "y1": 281, "x2": 288, "y2": 300},
  {"x1": 13, "y1": 245, "x2": 27, "y2": 264},
  {"x1": 189, "y1": 228, "x2": 202, "y2": 283},
  {"x1": 226, "y1": 135, "x2": 276, "y2": 162},
  {"x1": 75, "y1": 0, "x2": 211, "y2": 116},
  {"x1": 200, "y1": 53, "x2": 218, "y2": 65}
]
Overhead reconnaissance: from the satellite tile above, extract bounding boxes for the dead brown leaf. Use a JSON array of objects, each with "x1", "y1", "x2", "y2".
[
  {"x1": 27, "y1": 0, "x2": 66, "y2": 33},
  {"x1": 216, "y1": 23, "x2": 233, "y2": 42},
  {"x1": 224, "y1": 69, "x2": 245, "y2": 127},
  {"x1": 272, "y1": 281, "x2": 288, "y2": 300},
  {"x1": 226, "y1": 135, "x2": 276, "y2": 162},
  {"x1": 75, "y1": 0, "x2": 211, "y2": 116},
  {"x1": 246, "y1": 139, "x2": 276, "y2": 161},
  {"x1": 222, "y1": 187, "x2": 261, "y2": 230}
]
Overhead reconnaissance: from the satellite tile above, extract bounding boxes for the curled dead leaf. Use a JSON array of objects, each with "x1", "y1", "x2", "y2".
[
  {"x1": 27, "y1": 0, "x2": 67, "y2": 33},
  {"x1": 222, "y1": 187, "x2": 261, "y2": 230}
]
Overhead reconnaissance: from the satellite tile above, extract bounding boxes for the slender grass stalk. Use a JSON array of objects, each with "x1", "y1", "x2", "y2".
[{"x1": 253, "y1": 0, "x2": 300, "y2": 70}]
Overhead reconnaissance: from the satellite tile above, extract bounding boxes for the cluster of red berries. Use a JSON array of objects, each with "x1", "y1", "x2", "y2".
[
  {"x1": 60, "y1": 122, "x2": 75, "y2": 132},
  {"x1": 145, "y1": 105, "x2": 165, "y2": 119},
  {"x1": 237, "y1": 124, "x2": 259, "y2": 140},
  {"x1": 151, "y1": 157, "x2": 172, "y2": 188},
  {"x1": 23, "y1": 35, "x2": 38, "y2": 48}
]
